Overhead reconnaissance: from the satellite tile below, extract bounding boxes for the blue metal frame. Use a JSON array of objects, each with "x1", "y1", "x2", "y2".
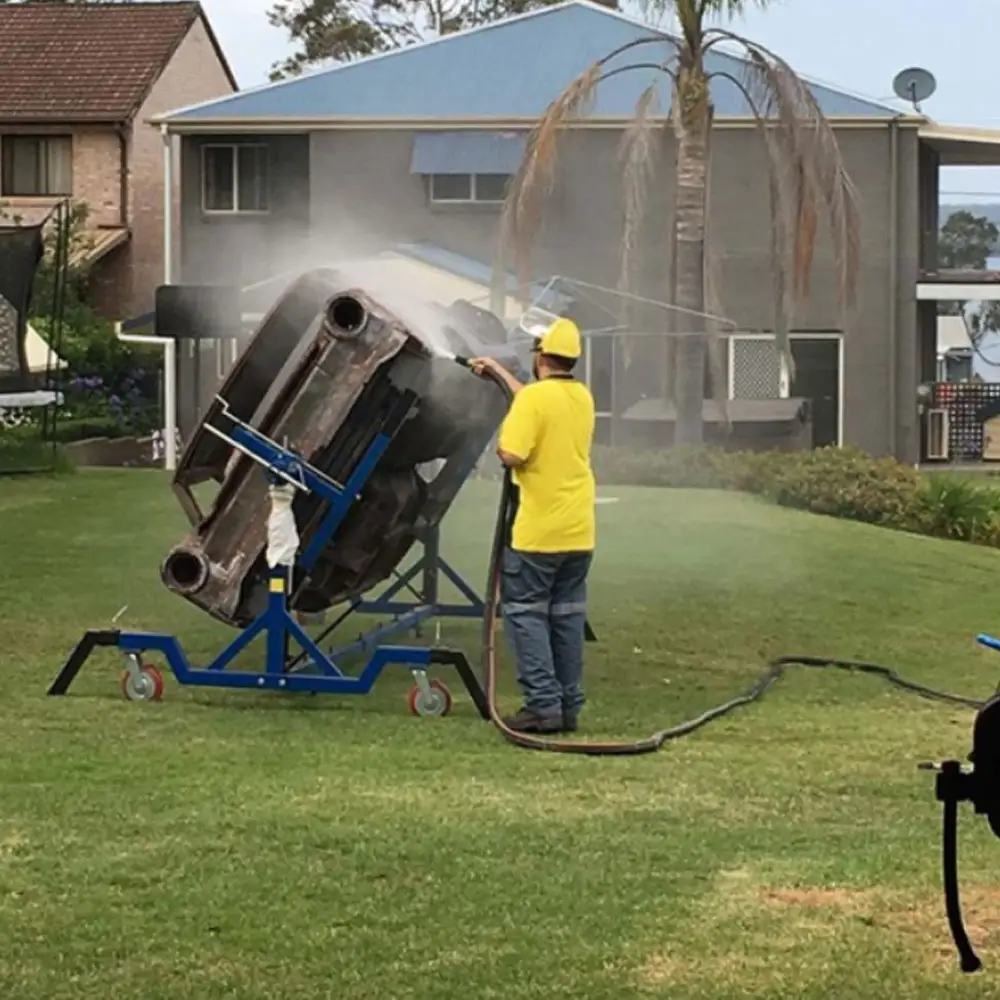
[
  {"x1": 46, "y1": 390, "x2": 497, "y2": 713},
  {"x1": 977, "y1": 634, "x2": 1000, "y2": 653},
  {"x1": 316, "y1": 442, "x2": 490, "y2": 660},
  {"x1": 115, "y1": 566, "x2": 433, "y2": 694},
  {"x1": 111, "y1": 395, "x2": 450, "y2": 696},
  {"x1": 353, "y1": 528, "x2": 486, "y2": 620}
]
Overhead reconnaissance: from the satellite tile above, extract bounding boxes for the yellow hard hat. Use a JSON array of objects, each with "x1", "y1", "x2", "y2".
[{"x1": 534, "y1": 317, "x2": 582, "y2": 360}]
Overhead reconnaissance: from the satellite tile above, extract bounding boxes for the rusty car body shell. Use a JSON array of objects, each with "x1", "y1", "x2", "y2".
[{"x1": 161, "y1": 267, "x2": 515, "y2": 628}]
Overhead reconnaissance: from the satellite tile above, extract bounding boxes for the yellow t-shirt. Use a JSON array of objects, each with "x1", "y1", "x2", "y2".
[{"x1": 497, "y1": 376, "x2": 596, "y2": 553}]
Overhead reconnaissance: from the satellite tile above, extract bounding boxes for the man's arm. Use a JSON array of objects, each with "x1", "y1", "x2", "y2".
[
  {"x1": 467, "y1": 356, "x2": 525, "y2": 397},
  {"x1": 496, "y1": 447, "x2": 526, "y2": 469},
  {"x1": 495, "y1": 384, "x2": 538, "y2": 471},
  {"x1": 467, "y1": 356, "x2": 532, "y2": 467}
]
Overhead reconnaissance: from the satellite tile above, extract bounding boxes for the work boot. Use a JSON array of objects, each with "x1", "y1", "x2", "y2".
[
  {"x1": 502, "y1": 706, "x2": 563, "y2": 733},
  {"x1": 561, "y1": 713, "x2": 578, "y2": 733}
]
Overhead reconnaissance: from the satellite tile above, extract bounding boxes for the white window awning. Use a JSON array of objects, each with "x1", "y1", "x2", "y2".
[{"x1": 409, "y1": 131, "x2": 527, "y2": 175}]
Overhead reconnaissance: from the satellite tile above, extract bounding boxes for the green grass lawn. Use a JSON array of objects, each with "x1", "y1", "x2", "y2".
[{"x1": 4, "y1": 470, "x2": 1000, "y2": 998}]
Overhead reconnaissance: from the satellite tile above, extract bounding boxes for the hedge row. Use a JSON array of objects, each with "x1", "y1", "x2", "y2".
[{"x1": 591, "y1": 444, "x2": 1000, "y2": 547}]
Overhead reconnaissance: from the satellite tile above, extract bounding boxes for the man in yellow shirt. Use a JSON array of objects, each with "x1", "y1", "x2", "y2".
[{"x1": 470, "y1": 317, "x2": 596, "y2": 734}]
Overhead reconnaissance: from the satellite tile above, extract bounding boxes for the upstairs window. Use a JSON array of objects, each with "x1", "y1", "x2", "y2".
[
  {"x1": 0, "y1": 135, "x2": 73, "y2": 197},
  {"x1": 429, "y1": 172, "x2": 511, "y2": 205},
  {"x1": 202, "y1": 144, "x2": 270, "y2": 214}
]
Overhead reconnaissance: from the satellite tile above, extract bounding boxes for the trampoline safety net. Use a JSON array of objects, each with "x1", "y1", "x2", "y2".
[
  {"x1": 0, "y1": 205, "x2": 70, "y2": 475},
  {"x1": 0, "y1": 224, "x2": 44, "y2": 392}
]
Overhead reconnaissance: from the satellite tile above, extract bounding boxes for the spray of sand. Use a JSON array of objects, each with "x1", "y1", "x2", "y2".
[
  {"x1": 204, "y1": 215, "x2": 812, "y2": 593},
  {"x1": 232, "y1": 218, "x2": 485, "y2": 363}
]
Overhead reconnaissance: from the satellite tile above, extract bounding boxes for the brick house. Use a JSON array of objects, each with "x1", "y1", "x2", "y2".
[{"x1": 0, "y1": 1, "x2": 237, "y2": 320}]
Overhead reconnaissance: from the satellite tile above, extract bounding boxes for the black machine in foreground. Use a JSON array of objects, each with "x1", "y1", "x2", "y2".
[{"x1": 924, "y1": 632, "x2": 1000, "y2": 974}]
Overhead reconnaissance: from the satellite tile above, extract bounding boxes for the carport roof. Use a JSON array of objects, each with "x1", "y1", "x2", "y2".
[
  {"x1": 155, "y1": 0, "x2": 899, "y2": 128},
  {"x1": 919, "y1": 124, "x2": 1000, "y2": 166}
]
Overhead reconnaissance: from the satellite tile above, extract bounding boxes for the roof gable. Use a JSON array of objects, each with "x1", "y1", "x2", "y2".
[
  {"x1": 0, "y1": 1, "x2": 237, "y2": 124},
  {"x1": 164, "y1": 0, "x2": 895, "y2": 124}
]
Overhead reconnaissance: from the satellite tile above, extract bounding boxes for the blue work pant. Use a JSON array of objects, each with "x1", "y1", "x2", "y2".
[{"x1": 500, "y1": 547, "x2": 593, "y2": 719}]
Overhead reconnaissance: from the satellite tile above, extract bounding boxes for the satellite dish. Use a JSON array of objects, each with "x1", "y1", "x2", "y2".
[{"x1": 892, "y1": 67, "x2": 937, "y2": 112}]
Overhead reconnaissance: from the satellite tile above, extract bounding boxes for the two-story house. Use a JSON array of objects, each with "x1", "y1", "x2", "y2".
[
  {"x1": 152, "y1": 0, "x2": 1000, "y2": 465},
  {"x1": 0, "y1": 0, "x2": 238, "y2": 320}
]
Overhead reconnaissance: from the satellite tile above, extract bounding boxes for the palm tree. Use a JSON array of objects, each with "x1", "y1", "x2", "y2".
[{"x1": 496, "y1": 0, "x2": 861, "y2": 444}]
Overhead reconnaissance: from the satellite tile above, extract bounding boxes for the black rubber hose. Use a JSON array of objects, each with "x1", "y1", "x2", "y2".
[{"x1": 473, "y1": 364, "x2": 987, "y2": 755}]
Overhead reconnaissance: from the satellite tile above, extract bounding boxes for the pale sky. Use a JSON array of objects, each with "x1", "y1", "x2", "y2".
[{"x1": 198, "y1": 0, "x2": 996, "y2": 201}]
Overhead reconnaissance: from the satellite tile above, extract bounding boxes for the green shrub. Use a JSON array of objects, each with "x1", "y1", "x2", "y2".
[
  {"x1": 1, "y1": 416, "x2": 130, "y2": 445},
  {"x1": 0, "y1": 437, "x2": 75, "y2": 475},
  {"x1": 916, "y1": 475, "x2": 1000, "y2": 543},
  {"x1": 52, "y1": 416, "x2": 131, "y2": 443},
  {"x1": 761, "y1": 446, "x2": 927, "y2": 531}
]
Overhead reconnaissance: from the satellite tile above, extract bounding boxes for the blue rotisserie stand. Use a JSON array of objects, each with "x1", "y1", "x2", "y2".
[{"x1": 47, "y1": 393, "x2": 491, "y2": 720}]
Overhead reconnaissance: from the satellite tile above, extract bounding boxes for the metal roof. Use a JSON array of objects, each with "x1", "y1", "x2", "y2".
[{"x1": 160, "y1": 0, "x2": 896, "y2": 125}]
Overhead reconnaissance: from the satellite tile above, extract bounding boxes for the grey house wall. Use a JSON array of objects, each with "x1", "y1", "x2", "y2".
[
  {"x1": 179, "y1": 133, "x2": 311, "y2": 284},
  {"x1": 177, "y1": 122, "x2": 925, "y2": 460}
]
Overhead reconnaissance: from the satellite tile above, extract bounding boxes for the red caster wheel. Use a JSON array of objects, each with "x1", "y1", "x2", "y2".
[
  {"x1": 120, "y1": 660, "x2": 164, "y2": 702},
  {"x1": 407, "y1": 677, "x2": 453, "y2": 717}
]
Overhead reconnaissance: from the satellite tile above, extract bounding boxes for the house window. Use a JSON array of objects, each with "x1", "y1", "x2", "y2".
[
  {"x1": 429, "y1": 172, "x2": 510, "y2": 204},
  {"x1": 202, "y1": 144, "x2": 270, "y2": 214},
  {"x1": 0, "y1": 135, "x2": 73, "y2": 196}
]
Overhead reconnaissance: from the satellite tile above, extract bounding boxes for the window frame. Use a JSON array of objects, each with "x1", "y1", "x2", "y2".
[
  {"x1": 200, "y1": 142, "x2": 271, "y2": 216},
  {"x1": 0, "y1": 134, "x2": 74, "y2": 197},
  {"x1": 582, "y1": 332, "x2": 614, "y2": 418},
  {"x1": 428, "y1": 171, "x2": 511, "y2": 206}
]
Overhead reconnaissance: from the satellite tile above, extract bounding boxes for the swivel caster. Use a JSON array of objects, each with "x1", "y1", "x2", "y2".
[
  {"x1": 407, "y1": 676, "x2": 453, "y2": 717},
  {"x1": 120, "y1": 656, "x2": 164, "y2": 703}
]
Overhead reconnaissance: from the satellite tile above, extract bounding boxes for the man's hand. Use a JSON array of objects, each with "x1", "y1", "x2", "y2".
[
  {"x1": 467, "y1": 356, "x2": 505, "y2": 377},
  {"x1": 467, "y1": 356, "x2": 524, "y2": 395}
]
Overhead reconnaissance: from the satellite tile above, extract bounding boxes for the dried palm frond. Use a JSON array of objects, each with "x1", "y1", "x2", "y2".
[
  {"x1": 494, "y1": 10, "x2": 861, "y2": 441},
  {"x1": 706, "y1": 28, "x2": 862, "y2": 310},
  {"x1": 702, "y1": 29, "x2": 862, "y2": 381},
  {"x1": 617, "y1": 82, "x2": 661, "y2": 354},
  {"x1": 495, "y1": 64, "x2": 601, "y2": 301},
  {"x1": 495, "y1": 37, "x2": 677, "y2": 300},
  {"x1": 707, "y1": 68, "x2": 796, "y2": 375}
]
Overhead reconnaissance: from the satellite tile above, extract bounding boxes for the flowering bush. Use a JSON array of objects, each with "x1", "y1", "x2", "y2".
[
  {"x1": 26, "y1": 280, "x2": 162, "y2": 440},
  {"x1": 63, "y1": 368, "x2": 158, "y2": 437},
  {"x1": 2, "y1": 198, "x2": 163, "y2": 440}
]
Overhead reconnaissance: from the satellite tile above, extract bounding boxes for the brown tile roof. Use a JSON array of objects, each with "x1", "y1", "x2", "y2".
[{"x1": 0, "y1": 1, "x2": 237, "y2": 124}]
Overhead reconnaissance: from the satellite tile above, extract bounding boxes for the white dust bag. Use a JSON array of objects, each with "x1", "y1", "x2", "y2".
[{"x1": 266, "y1": 483, "x2": 300, "y2": 568}]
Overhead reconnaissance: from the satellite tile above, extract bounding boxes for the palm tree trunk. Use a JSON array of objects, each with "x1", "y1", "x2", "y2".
[
  {"x1": 672, "y1": 69, "x2": 712, "y2": 444},
  {"x1": 664, "y1": 137, "x2": 679, "y2": 407}
]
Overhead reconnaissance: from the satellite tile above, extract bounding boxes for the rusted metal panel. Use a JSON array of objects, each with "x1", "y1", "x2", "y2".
[{"x1": 161, "y1": 267, "x2": 514, "y2": 628}]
